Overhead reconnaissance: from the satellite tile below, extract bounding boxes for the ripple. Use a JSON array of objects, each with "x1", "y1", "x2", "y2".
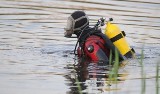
[{"x1": 0, "y1": 0, "x2": 160, "y2": 94}]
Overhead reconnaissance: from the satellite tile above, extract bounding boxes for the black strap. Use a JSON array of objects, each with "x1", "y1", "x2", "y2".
[
  {"x1": 124, "y1": 48, "x2": 135, "y2": 58},
  {"x1": 131, "y1": 48, "x2": 135, "y2": 53},
  {"x1": 125, "y1": 50, "x2": 133, "y2": 58},
  {"x1": 121, "y1": 31, "x2": 126, "y2": 36},
  {"x1": 110, "y1": 33, "x2": 123, "y2": 43},
  {"x1": 97, "y1": 34, "x2": 124, "y2": 61}
]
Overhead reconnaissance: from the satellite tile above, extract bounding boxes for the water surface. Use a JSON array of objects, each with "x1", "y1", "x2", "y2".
[{"x1": 0, "y1": 0, "x2": 160, "y2": 94}]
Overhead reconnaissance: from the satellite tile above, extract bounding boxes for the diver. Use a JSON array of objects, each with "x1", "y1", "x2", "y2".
[{"x1": 64, "y1": 10, "x2": 126, "y2": 64}]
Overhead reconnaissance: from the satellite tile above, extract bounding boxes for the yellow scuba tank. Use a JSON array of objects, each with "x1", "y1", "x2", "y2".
[{"x1": 105, "y1": 18, "x2": 135, "y2": 58}]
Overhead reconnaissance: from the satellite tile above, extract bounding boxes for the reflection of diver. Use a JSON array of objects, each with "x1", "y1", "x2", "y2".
[
  {"x1": 64, "y1": 58, "x2": 129, "y2": 94},
  {"x1": 64, "y1": 62, "x2": 88, "y2": 94},
  {"x1": 64, "y1": 60, "x2": 111, "y2": 94}
]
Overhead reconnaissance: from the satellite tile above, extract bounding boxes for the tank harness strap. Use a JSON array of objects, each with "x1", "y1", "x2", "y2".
[
  {"x1": 95, "y1": 33, "x2": 124, "y2": 62},
  {"x1": 107, "y1": 31, "x2": 135, "y2": 58},
  {"x1": 124, "y1": 48, "x2": 135, "y2": 58},
  {"x1": 110, "y1": 31, "x2": 126, "y2": 43},
  {"x1": 121, "y1": 31, "x2": 126, "y2": 36},
  {"x1": 110, "y1": 33, "x2": 123, "y2": 43},
  {"x1": 131, "y1": 48, "x2": 135, "y2": 53}
]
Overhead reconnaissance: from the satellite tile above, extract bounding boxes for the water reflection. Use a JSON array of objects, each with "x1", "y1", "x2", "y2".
[
  {"x1": 65, "y1": 60, "x2": 129, "y2": 94},
  {"x1": 0, "y1": 0, "x2": 160, "y2": 94}
]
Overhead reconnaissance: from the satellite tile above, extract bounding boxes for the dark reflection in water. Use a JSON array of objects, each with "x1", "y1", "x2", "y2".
[{"x1": 64, "y1": 60, "x2": 128, "y2": 94}]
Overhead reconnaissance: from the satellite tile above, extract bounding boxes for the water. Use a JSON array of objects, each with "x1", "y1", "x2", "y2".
[{"x1": 0, "y1": 0, "x2": 160, "y2": 94}]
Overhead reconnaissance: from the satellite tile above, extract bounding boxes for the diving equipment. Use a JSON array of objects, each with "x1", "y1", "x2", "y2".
[{"x1": 104, "y1": 18, "x2": 135, "y2": 58}]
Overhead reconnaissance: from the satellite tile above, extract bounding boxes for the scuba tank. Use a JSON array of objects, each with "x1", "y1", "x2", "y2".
[{"x1": 104, "y1": 18, "x2": 135, "y2": 58}]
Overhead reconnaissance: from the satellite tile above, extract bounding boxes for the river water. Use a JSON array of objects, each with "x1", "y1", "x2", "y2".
[{"x1": 0, "y1": 0, "x2": 160, "y2": 94}]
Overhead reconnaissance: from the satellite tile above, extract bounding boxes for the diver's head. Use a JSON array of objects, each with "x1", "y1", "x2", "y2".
[{"x1": 64, "y1": 11, "x2": 89, "y2": 37}]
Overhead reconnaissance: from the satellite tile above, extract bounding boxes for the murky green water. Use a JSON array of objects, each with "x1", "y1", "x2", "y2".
[{"x1": 0, "y1": 0, "x2": 160, "y2": 94}]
